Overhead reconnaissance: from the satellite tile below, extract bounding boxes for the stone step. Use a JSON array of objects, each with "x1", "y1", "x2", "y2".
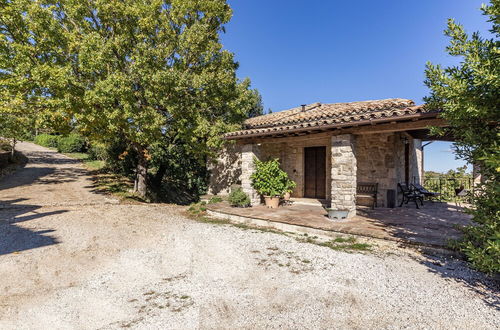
[{"x1": 290, "y1": 198, "x2": 329, "y2": 207}]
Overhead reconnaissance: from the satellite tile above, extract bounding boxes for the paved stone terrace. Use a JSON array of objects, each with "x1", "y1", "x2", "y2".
[{"x1": 207, "y1": 201, "x2": 472, "y2": 248}]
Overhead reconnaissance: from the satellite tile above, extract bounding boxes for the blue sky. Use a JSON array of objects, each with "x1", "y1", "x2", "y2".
[{"x1": 221, "y1": 0, "x2": 491, "y2": 173}]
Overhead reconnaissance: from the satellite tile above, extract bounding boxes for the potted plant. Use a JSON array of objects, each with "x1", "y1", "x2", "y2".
[
  {"x1": 251, "y1": 158, "x2": 294, "y2": 208},
  {"x1": 282, "y1": 178, "x2": 297, "y2": 201}
]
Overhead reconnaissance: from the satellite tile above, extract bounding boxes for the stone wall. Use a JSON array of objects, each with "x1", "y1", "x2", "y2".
[
  {"x1": 330, "y1": 134, "x2": 357, "y2": 217},
  {"x1": 207, "y1": 143, "x2": 242, "y2": 195},
  {"x1": 355, "y1": 132, "x2": 423, "y2": 207},
  {"x1": 241, "y1": 144, "x2": 261, "y2": 205},
  {"x1": 356, "y1": 133, "x2": 398, "y2": 207}
]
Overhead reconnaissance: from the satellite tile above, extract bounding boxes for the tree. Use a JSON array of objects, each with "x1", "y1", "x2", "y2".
[
  {"x1": 424, "y1": 0, "x2": 499, "y2": 274},
  {"x1": 0, "y1": 0, "x2": 75, "y2": 142},
  {"x1": 0, "y1": 0, "x2": 260, "y2": 198}
]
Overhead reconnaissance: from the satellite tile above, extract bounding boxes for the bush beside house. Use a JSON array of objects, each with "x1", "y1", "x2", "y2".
[{"x1": 228, "y1": 188, "x2": 251, "y2": 207}]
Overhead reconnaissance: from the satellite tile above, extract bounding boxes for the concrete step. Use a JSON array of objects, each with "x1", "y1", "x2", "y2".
[{"x1": 290, "y1": 198, "x2": 329, "y2": 207}]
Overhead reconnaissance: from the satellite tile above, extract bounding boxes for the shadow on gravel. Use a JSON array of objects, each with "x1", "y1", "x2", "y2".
[
  {"x1": 0, "y1": 198, "x2": 67, "y2": 256},
  {"x1": 0, "y1": 148, "x2": 89, "y2": 192},
  {"x1": 26, "y1": 151, "x2": 82, "y2": 165},
  {"x1": 0, "y1": 166, "x2": 89, "y2": 190},
  {"x1": 418, "y1": 253, "x2": 500, "y2": 311}
]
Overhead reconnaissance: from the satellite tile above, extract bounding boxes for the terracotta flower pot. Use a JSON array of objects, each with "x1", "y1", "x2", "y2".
[
  {"x1": 283, "y1": 192, "x2": 291, "y2": 201},
  {"x1": 264, "y1": 196, "x2": 280, "y2": 209}
]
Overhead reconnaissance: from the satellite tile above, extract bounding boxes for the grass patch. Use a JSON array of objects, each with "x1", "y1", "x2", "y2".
[
  {"x1": 62, "y1": 152, "x2": 105, "y2": 171},
  {"x1": 317, "y1": 239, "x2": 371, "y2": 252},
  {"x1": 332, "y1": 236, "x2": 357, "y2": 244},
  {"x1": 208, "y1": 196, "x2": 224, "y2": 204},
  {"x1": 296, "y1": 233, "x2": 371, "y2": 252},
  {"x1": 90, "y1": 172, "x2": 146, "y2": 203}
]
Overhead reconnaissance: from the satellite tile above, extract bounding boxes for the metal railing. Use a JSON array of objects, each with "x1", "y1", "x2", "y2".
[{"x1": 419, "y1": 176, "x2": 474, "y2": 203}]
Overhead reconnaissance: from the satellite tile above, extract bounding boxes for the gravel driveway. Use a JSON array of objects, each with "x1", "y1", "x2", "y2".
[{"x1": 0, "y1": 142, "x2": 498, "y2": 329}]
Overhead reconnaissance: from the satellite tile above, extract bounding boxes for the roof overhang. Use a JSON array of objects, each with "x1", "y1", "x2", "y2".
[{"x1": 224, "y1": 111, "x2": 445, "y2": 140}]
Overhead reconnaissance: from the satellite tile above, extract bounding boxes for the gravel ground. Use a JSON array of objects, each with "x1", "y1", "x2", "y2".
[{"x1": 0, "y1": 142, "x2": 498, "y2": 329}]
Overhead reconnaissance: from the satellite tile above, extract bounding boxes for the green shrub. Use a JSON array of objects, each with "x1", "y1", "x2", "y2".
[
  {"x1": 228, "y1": 188, "x2": 250, "y2": 207},
  {"x1": 251, "y1": 158, "x2": 295, "y2": 197},
  {"x1": 57, "y1": 134, "x2": 86, "y2": 153},
  {"x1": 0, "y1": 139, "x2": 11, "y2": 152},
  {"x1": 88, "y1": 143, "x2": 108, "y2": 161},
  {"x1": 34, "y1": 134, "x2": 60, "y2": 148},
  {"x1": 284, "y1": 177, "x2": 297, "y2": 194},
  {"x1": 208, "y1": 196, "x2": 223, "y2": 204},
  {"x1": 452, "y1": 180, "x2": 500, "y2": 275}
]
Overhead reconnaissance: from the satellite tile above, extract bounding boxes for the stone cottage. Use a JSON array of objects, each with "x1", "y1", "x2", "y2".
[{"x1": 208, "y1": 98, "x2": 445, "y2": 218}]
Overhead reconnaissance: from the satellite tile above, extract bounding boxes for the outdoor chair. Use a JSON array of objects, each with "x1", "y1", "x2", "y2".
[
  {"x1": 398, "y1": 183, "x2": 423, "y2": 209},
  {"x1": 454, "y1": 187, "x2": 471, "y2": 208},
  {"x1": 412, "y1": 183, "x2": 440, "y2": 202}
]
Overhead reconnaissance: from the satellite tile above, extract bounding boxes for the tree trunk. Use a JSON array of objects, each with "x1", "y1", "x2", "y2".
[
  {"x1": 134, "y1": 146, "x2": 148, "y2": 198},
  {"x1": 10, "y1": 138, "x2": 16, "y2": 159},
  {"x1": 151, "y1": 163, "x2": 167, "y2": 190}
]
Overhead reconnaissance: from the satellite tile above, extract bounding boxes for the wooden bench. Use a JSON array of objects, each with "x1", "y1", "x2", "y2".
[{"x1": 356, "y1": 182, "x2": 378, "y2": 209}]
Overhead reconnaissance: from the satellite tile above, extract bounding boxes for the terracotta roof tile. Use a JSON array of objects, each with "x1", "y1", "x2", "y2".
[{"x1": 225, "y1": 98, "x2": 438, "y2": 139}]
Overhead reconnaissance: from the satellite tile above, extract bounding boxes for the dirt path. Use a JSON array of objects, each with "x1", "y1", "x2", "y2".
[
  {"x1": 0, "y1": 142, "x2": 117, "y2": 207},
  {"x1": 0, "y1": 143, "x2": 498, "y2": 329}
]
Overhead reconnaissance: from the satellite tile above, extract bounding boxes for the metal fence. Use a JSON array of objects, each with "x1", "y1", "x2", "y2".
[{"x1": 420, "y1": 176, "x2": 474, "y2": 202}]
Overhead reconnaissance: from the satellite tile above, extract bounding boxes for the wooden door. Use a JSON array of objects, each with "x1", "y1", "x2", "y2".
[{"x1": 304, "y1": 146, "x2": 326, "y2": 199}]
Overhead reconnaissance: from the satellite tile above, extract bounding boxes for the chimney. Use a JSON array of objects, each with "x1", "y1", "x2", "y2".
[{"x1": 301, "y1": 104, "x2": 306, "y2": 112}]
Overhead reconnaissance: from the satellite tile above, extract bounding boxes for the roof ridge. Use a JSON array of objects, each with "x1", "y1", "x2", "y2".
[{"x1": 244, "y1": 98, "x2": 415, "y2": 129}]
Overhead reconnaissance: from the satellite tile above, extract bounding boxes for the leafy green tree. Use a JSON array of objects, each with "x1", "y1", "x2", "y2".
[
  {"x1": 424, "y1": 1, "x2": 499, "y2": 274},
  {"x1": 0, "y1": 0, "x2": 260, "y2": 197}
]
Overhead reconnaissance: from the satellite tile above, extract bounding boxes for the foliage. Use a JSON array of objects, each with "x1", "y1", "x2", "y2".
[
  {"x1": 57, "y1": 134, "x2": 86, "y2": 153},
  {"x1": 251, "y1": 158, "x2": 295, "y2": 197},
  {"x1": 96, "y1": 135, "x2": 138, "y2": 177},
  {"x1": 87, "y1": 143, "x2": 108, "y2": 161},
  {"x1": 424, "y1": 166, "x2": 473, "y2": 201},
  {"x1": 424, "y1": 0, "x2": 500, "y2": 274},
  {"x1": 208, "y1": 196, "x2": 224, "y2": 204},
  {"x1": 187, "y1": 201, "x2": 208, "y2": 215},
  {"x1": 0, "y1": 138, "x2": 11, "y2": 152},
  {"x1": 228, "y1": 188, "x2": 250, "y2": 207},
  {"x1": 146, "y1": 137, "x2": 210, "y2": 204},
  {"x1": 284, "y1": 177, "x2": 297, "y2": 194},
  {"x1": 34, "y1": 134, "x2": 60, "y2": 148},
  {"x1": 0, "y1": 0, "x2": 261, "y2": 198},
  {"x1": 0, "y1": 1, "x2": 72, "y2": 145},
  {"x1": 0, "y1": 110, "x2": 35, "y2": 155}
]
